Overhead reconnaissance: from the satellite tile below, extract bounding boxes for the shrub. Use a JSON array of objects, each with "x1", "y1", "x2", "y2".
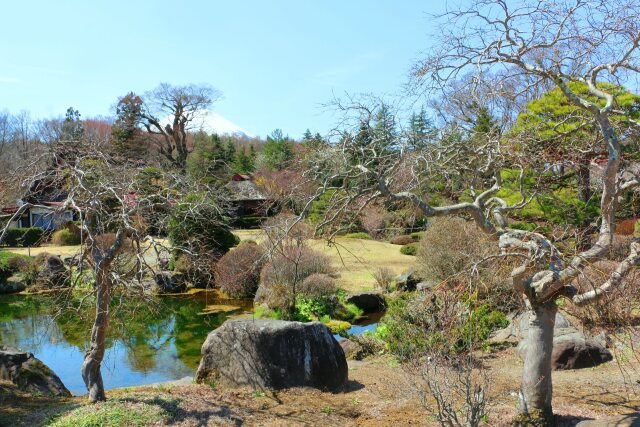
[
  {"x1": 568, "y1": 260, "x2": 640, "y2": 327},
  {"x1": 616, "y1": 218, "x2": 636, "y2": 235},
  {"x1": 410, "y1": 231, "x2": 424, "y2": 240},
  {"x1": 299, "y1": 273, "x2": 336, "y2": 299},
  {"x1": 343, "y1": 232, "x2": 372, "y2": 240},
  {"x1": 372, "y1": 266, "x2": 394, "y2": 291},
  {"x1": 609, "y1": 235, "x2": 635, "y2": 261},
  {"x1": 379, "y1": 292, "x2": 508, "y2": 360},
  {"x1": 259, "y1": 246, "x2": 332, "y2": 290},
  {"x1": 255, "y1": 246, "x2": 333, "y2": 315},
  {"x1": 21, "y1": 227, "x2": 44, "y2": 247},
  {"x1": 168, "y1": 193, "x2": 236, "y2": 256},
  {"x1": 635, "y1": 219, "x2": 640, "y2": 237},
  {"x1": 400, "y1": 242, "x2": 419, "y2": 256},
  {"x1": 390, "y1": 235, "x2": 415, "y2": 245},
  {"x1": 349, "y1": 333, "x2": 386, "y2": 359},
  {"x1": 51, "y1": 228, "x2": 81, "y2": 246},
  {"x1": 215, "y1": 243, "x2": 266, "y2": 298},
  {"x1": 1, "y1": 227, "x2": 44, "y2": 247},
  {"x1": 417, "y1": 217, "x2": 493, "y2": 282}
]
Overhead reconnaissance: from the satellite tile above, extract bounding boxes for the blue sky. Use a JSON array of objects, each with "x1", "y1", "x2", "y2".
[{"x1": 0, "y1": 1, "x2": 444, "y2": 139}]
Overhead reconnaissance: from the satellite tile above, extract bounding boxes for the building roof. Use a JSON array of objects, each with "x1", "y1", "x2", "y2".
[{"x1": 225, "y1": 179, "x2": 270, "y2": 202}]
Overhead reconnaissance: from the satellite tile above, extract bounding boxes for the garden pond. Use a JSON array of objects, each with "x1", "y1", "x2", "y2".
[{"x1": 0, "y1": 291, "x2": 379, "y2": 395}]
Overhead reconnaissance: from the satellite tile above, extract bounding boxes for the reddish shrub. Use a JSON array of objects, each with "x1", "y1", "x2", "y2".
[
  {"x1": 299, "y1": 273, "x2": 336, "y2": 299},
  {"x1": 390, "y1": 235, "x2": 415, "y2": 245},
  {"x1": 215, "y1": 243, "x2": 266, "y2": 298},
  {"x1": 616, "y1": 218, "x2": 637, "y2": 235}
]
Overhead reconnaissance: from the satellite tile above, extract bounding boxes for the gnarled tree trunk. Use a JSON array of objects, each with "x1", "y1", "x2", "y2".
[
  {"x1": 81, "y1": 264, "x2": 111, "y2": 402},
  {"x1": 515, "y1": 303, "x2": 557, "y2": 426}
]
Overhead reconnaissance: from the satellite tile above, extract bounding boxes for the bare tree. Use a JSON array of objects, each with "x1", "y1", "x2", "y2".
[
  {"x1": 302, "y1": 0, "x2": 640, "y2": 415},
  {"x1": 140, "y1": 83, "x2": 221, "y2": 170}
]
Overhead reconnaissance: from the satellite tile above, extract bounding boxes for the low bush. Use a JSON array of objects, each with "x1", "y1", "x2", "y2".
[
  {"x1": 372, "y1": 266, "x2": 395, "y2": 291},
  {"x1": 349, "y1": 332, "x2": 386, "y2": 359},
  {"x1": 215, "y1": 243, "x2": 266, "y2": 298},
  {"x1": 378, "y1": 292, "x2": 508, "y2": 360},
  {"x1": 324, "y1": 319, "x2": 351, "y2": 336},
  {"x1": 168, "y1": 193, "x2": 236, "y2": 257},
  {"x1": 343, "y1": 232, "x2": 372, "y2": 240},
  {"x1": 400, "y1": 242, "x2": 419, "y2": 256},
  {"x1": 299, "y1": 273, "x2": 336, "y2": 299},
  {"x1": 1, "y1": 227, "x2": 44, "y2": 247},
  {"x1": 390, "y1": 235, "x2": 414, "y2": 245},
  {"x1": 51, "y1": 228, "x2": 81, "y2": 246},
  {"x1": 258, "y1": 246, "x2": 333, "y2": 292}
]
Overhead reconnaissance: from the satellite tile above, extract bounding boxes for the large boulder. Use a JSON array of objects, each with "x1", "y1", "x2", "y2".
[
  {"x1": 195, "y1": 319, "x2": 348, "y2": 391},
  {"x1": 395, "y1": 267, "x2": 420, "y2": 291},
  {"x1": 512, "y1": 312, "x2": 612, "y2": 370},
  {"x1": 548, "y1": 329, "x2": 612, "y2": 370},
  {"x1": 35, "y1": 255, "x2": 69, "y2": 289},
  {"x1": 153, "y1": 271, "x2": 186, "y2": 293},
  {"x1": 346, "y1": 292, "x2": 386, "y2": 313},
  {"x1": 0, "y1": 347, "x2": 71, "y2": 397},
  {"x1": 0, "y1": 275, "x2": 25, "y2": 294}
]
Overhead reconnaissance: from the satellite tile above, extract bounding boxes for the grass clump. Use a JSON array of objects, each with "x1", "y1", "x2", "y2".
[{"x1": 47, "y1": 395, "x2": 178, "y2": 427}]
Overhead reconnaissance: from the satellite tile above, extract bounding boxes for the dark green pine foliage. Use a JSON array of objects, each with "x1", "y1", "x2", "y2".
[
  {"x1": 407, "y1": 107, "x2": 436, "y2": 149},
  {"x1": 232, "y1": 147, "x2": 255, "y2": 174},
  {"x1": 112, "y1": 92, "x2": 145, "y2": 158},
  {"x1": 261, "y1": 129, "x2": 294, "y2": 170}
]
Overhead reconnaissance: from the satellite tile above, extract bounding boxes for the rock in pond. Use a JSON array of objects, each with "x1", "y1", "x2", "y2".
[
  {"x1": 195, "y1": 319, "x2": 348, "y2": 391},
  {"x1": 346, "y1": 292, "x2": 386, "y2": 313},
  {"x1": 153, "y1": 271, "x2": 186, "y2": 293},
  {"x1": 0, "y1": 347, "x2": 71, "y2": 397},
  {"x1": 0, "y1": 275, "x2": 25, "y2": 294},
  {"x1": 35, "y1": 255, "x2": 69, "y2": 290}
]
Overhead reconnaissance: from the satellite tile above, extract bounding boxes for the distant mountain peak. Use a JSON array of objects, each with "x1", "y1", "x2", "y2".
[
  {"x1": 161, "y1": 110, "x2": 254, "y2": 138},
  {"x1": 194, "y1": 110, "x2": 254, "y2": 137}
]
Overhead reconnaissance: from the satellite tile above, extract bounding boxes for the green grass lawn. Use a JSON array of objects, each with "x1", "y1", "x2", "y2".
[
  {"x1": 233, "y1": 230, "x2": 415, "y2": 293},
  {"x1": 2, "y1": 231, "x2": 414, "y2": 294}
]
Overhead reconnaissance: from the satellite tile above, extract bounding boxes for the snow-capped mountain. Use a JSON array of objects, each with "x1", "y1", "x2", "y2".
[
  {"x1": 161, "y1": 110, "x2": 254, "y2": 138},
  {"x1": 193, "y1": 110, "x2": 254, "y2": 137}
]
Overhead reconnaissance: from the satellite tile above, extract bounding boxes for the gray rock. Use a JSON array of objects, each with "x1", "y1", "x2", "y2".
[
  {"x1": 153, "y1": 271, "x2": 186, "y2": 293},
  {"x1": 0, "y1": 275, "x2": 25, "y2": 294},
  {"x1": 576, "y1": 413, "x2": 640, "y2": 426},
  {"x1": 35, "y1": 255, "x2": 69, "y2": 289},
  {"x1": 0, "y1": 347, "x2": 71, "y2": 397},
  {"x1": 511, "y1": 313, "x2": 613, "y2": 370},
  {"x1": 395, "y1": 267, "x2": 420, "y2": 291},
  {"x1": 346, "y1": 292, "x2": 386, "y2": 313},
  {"x1": 338, "y1": 338, "x2": 363, "y2": 360},
  {"x1": 416, "y1": 281, "x2": 437, "y2": 293},
  {"x1": 550, "y1": 329, "x2": 613, "y2": 370},
  {"x1": 195, "y1": 319, "x2": 348, "y2": 391}
]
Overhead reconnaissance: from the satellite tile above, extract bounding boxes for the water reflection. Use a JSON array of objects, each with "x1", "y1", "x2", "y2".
[{"x1": 0, "y1": 292, "x2": 251, "y2": 395}]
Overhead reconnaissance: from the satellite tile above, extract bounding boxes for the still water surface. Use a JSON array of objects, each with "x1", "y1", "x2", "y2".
[{"x1": 0, "y1": 292, "x2": 378, "y2": 395}]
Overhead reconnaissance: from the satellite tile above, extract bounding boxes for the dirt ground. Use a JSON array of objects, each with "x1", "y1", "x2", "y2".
[{"x1": 4, "y1": 349, "x2": 638, "y2": 427}]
